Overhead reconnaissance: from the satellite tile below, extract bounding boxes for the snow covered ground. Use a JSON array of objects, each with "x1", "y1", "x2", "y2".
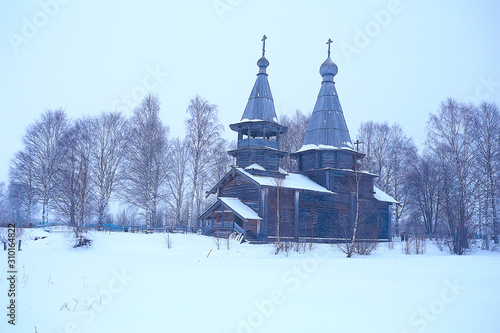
[{"x1": 1, "y1": 228, "x2": 499, "y2": 333}]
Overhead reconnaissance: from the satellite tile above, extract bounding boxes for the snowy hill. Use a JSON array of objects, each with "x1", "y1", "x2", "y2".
[{"x1": 1, "y1": 228, "x2": 499, "y2": 333}]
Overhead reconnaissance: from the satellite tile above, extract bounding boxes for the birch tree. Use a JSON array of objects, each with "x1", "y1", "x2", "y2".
[
  {"x1": 90, "y1": 112, "x2": 128, "y2": 228},
  {"x1": 280, "y1": 110, "x2": 311, "y2": 172},
  {"x1": 337, "y1": 171, "x2": 376, "y2": 257},
  {"x1": 357, "y1": 121, "x2": 417, "y2": 235},
  {"x1": 23, "y1": 109, "x2": 69, "y2": 224},
  {"x1": 405, "y1": 154, "x2": 442, "y2": 237},
  {"x1": 210, "y1": 138, "x2": 232, "y2": 187},
  {"x1": 358, "y1": 121, "x2": 391, "y2": 188},
  {"x1": 427, "y1": 98, "x2": 476, "y2": 254},
  {"x1": 53, "y1": 118, "x2": 94, "y2": 237},
  {"x1": 273, "y1": 177, "x2": 285, "y2": 253},
  {"x1": 166, "y1": 138, "x2": 189, "y2": 226},
  {"x1": 185, "y1": 95, "x2": 223, "y2": 228},
  {"x1": 123, "y1": 95, "x2": 169, "y2": 229},
  {"x1": 0, "y1": 182, "x2": 8, "y2": 225},
  {"x1": 471, "y1": 102, "x2": 500, "y2": 244},
  {"x1": 387, "y1": 124, "x2": 418, "y2": 235},
  {"x1": 348, "y1": 171, "x2": 362, "y2": 258},
  {"x1": 9, "y1": 150, "x2": 37, "y2": 225}
]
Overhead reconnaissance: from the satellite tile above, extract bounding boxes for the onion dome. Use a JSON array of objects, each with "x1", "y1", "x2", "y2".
[
  {"x1": 319, "y1": 57, "x2": 338, "y2": 78},
  {"x1": 257, "y1": 56, "x2": 269, "y2": 73}
]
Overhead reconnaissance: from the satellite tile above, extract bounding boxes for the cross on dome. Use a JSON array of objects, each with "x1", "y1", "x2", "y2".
[
  {"x1": 261, "y1": 35, "x2": 267, "y2": 57},
  {"x1": 326, "y1": 38, "x2": 333, "y2": 58}
]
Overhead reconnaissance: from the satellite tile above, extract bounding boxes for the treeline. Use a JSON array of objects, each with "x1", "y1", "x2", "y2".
[
  {"x1": 278, "y1": 99, "x2": 500, "y2": 254},
  {"x1": 357, "y1": 99, "x2": 499, "y2": 254},
  {"x1": 0, "y1": 95, "x2": 498, "y2": 255},
  {"x1": 1, "y1": 95, "x2": 233, "y2": 235},
  {"x1": 0, "y1": 96, "x2": 312, "y2": 234}
]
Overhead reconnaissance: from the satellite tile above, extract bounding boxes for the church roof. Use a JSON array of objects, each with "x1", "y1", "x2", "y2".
[
  {"x1": 245, "y1": 163, "x2": 266, "y2": 171},
  {"x1": 374, "y1": 186, "x2": 398, "y2": 204},
  {"x1": 237, "y1": 167, "x2": 333, "y2": 193},
  {"x1": 240, "y1": 36, "x2": 278, "y2": 124},
  {"x1": 207, "y1": 166, "x2": 334, "y2": 196},
  {"x1": 300, "y1": 42, "x2": 353, "y2": 150},
  {"x1": 218, "y1": 197, "x2": 262, "y2": 220}
]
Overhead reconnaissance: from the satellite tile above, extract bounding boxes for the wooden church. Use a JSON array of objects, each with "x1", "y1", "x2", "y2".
[{"x1": 198, "y1": 37, "x2": 396, "y2": 243}]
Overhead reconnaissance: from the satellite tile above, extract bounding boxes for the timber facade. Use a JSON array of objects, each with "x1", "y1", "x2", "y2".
[{"x1": 198, "y1": 38, "x2": 396, "y2": 243}]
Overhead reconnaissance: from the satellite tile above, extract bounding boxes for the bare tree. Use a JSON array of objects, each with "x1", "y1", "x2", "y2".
[
  {"x1": 9, "y1": 150, "x2": 37, "y2": 225},
  {"x1": 166, "y1": 138, "x2": 189, "y2": 226},
  {"x1": 210, "y1": 138, "x2": 232, "y2": 186},
  {"x1": 23, "y1": 109, "x2": 69, "y2": 224},
  {"x1": 337, "y1": 171, "x2": 377, "y2": 257},
  {"x1": 53, "y1": 118, "x2": 94, "y2": 237},
  {"x1": 470, "y1": 102, "x2": 500, "y2": 244},
  {"x1": 405, "y1": 154, "x2": 443, "y2": 237},
  {"x1": 358, "y1": 122, "x2": 417, "y2": 235},
  {"x1": 386, "y1": 124, "x2": 418, "y2": 235},
  {"x1": 115, "y1": 207, "x2": 139, "y2": 227},
  {"x1": 123, "y1": 95, "x2": 169, "y2": 229},
  {"x1": 358, "y1": 121, "x2": 391, "y2": 186},
  {"x1": 89, "y1": 112, "x2": 128, "y2": 229},
  {"x1": 0, "y1": 182, "x2": 8, "y2": 225},
  {"x1": 348, "y1": 172, "x2": 363, "y2": 257},
  {"x1": 185, "y1": 95, "x2": 224, "y2": 229},
  {"x1": 273, "y1": 177, "x2": 285, "y2": 254},
  {"x1": 280, "y1": 110, "x2": 311, "y2": 172},
  {"x1": 427, "y1": 99, "x2": 476, "y2": 254}
]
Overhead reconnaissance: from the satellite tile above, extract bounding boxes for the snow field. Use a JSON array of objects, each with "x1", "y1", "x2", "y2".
[{"x1": 1, "y1": 228, "x2": 499, "y2": 333}]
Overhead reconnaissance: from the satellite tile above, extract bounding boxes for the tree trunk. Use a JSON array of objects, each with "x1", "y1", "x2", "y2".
[{"x1": 348, "y1": 174, "x2": 361, "y2": 258}]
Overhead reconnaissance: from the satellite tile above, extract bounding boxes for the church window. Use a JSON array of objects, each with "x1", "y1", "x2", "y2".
[
  {"x1": 377, "y1": 217, "x2": 383, "y2": 230},
  {"x1": 310, "y1": 213, "x2": 316, "y2": 226}
]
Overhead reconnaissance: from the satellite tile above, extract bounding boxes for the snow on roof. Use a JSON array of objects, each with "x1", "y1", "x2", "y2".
[
  {"x1": 374, "y1": 186, "x2": 398, "y2": 204},
  {"x1": 218, "y1": 197, "x2": 262, "y2": 220},
  {"x1": 236, "y1": 168, "x2": 333, "y2": 193},
  {"x1": 296, "y1": 143, "x2": 356, "y2": 153},
  {"x1": 278, "y1": 167, "x2": 288, "y2": 175},
  {"x1": 338, "y1": 168, "x2": 379, "y2": 177},
  {"x1": 245, "y1": 163, "x2": 266, "y2": 171},
  {"x1": 240, "y1": 118, "x2": 264, "y2": 122}
]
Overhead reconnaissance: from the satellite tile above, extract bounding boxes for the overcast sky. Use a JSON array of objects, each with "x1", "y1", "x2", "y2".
[{"x1": 1, "y1": 0, "x2": 499, "y2": 184}]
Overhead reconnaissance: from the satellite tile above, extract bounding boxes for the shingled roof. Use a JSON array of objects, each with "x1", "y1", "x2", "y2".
[
  {"x1": 301, "y1": 56, "x2": 353, "y2": 150},
  {"x1": 240, "y1": 55, "x2": 278, "y2": 123}
]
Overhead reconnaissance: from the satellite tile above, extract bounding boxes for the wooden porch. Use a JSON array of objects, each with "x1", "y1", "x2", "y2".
[{"x1": 198, "y1": 197, "x2": 263, "y2": 241}]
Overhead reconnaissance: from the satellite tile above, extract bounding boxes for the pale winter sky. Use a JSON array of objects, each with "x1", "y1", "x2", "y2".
[{"x1": 1, "y1": 0, "x2": 499, "y2": 184}]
